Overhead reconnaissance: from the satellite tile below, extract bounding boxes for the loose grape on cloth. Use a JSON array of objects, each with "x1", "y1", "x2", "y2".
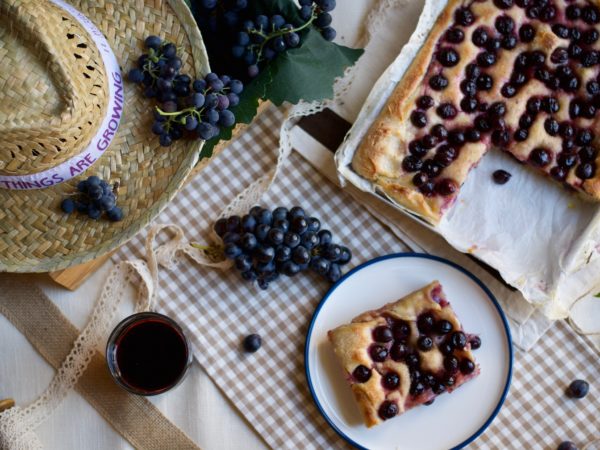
[{"x1": 114, "y1": 105, "x2": 600, "y2": 449}]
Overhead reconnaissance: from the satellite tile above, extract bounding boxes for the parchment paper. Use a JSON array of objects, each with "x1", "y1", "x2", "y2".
[{"x1": 335, "y1": 0, "x2": 600, "y2": 318}]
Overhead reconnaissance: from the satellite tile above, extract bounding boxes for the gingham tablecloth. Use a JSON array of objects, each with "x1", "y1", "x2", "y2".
[{"x1": 115, "y1": 105, "x2": 600, "y2": 449}]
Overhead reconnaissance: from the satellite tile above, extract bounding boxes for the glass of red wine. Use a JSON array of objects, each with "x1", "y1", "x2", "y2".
[{"x1": 106, "y1": 312, "x2": 192, "y2": 395}]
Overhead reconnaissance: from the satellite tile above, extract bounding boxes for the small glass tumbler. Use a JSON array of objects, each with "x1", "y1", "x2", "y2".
[{"x1": 106, "y1": 312, "x2": 192, "y2": 396}]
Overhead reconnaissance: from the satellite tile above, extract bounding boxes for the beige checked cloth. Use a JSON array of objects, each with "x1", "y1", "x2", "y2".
[{"x1": 114, "y1": 105, "x2": 599, "y2": 449}]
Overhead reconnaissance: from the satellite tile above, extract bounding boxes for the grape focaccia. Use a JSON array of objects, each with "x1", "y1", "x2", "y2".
[
  {"x1": 328, "y1": 281, "x2": 480, "y2": 427},
  {"x1": 353, "y1": 0, "x2": 600, "y2": 224}
]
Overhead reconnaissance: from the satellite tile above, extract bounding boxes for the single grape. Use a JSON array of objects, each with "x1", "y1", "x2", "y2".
[
  {"x1": 219, "y1": 75, "x2": 231, "y2": 86},
  {"x1": 310, "y1": 256, "x2": 330, "y2": 275},
  {"x1": 151, "y1": 121, "x2": 165, "y2": 135},
  {"x1": 271, "y1": 15, "x2": 285, "y2": 29},
  {"x1": 338, "y1": 246, "x2": 352, "y2": 265},
  {"x1": 255, "y1": 246, "x2": 275, "y2": 264},
  {"x1": 241, "y1": 214, "x2": 257, "y2": 232},
  {"x1": 321, "y1": 26, "x2": 336, "y2": 41},
  {"x1": 257, "y1": 278, "x2": 269, "y2": 290},
  {"x1": 75, "y1": 201, "x2": 88, "y2": 214},
  {"x1": 214, "y1": 218, "x2": 227, "y2": 237},
  {"x1": 275, "y1": 245, "x2": 292, "y2": 262},
  {"x1": 204, "y1": 93, "x2": 219, "y2": 109},
  {"x1": 229, "y1": 79, "x2": 244, "y2": 94},
  {"x1": 306, "y1": 217, "x2": 320, "y2": 232},
  {"x1": 218, "y1": 110, "x2": 236, "y2": 127},
  {"x1": 272, "y1": 219, "x2": 289, "y2": 232},
  {"x1": 268, "y1": 228, "x2": 285, "y2": 246},
  {"x1": 170, "y1": 126, "x2": 183, "y2": 140},
  {"x1": 235, "y1": 254, "x2": 253, "y2": 272},
  {"x1": 216, "y1": 95, "x2": 230, "y2": 111},
  {"x1": 192, "y1": 93, "x2": 205, "y2": 108},
  {"x1": 248, "y1": 65, "x2": 259, "y2": 78},
  {"x1": 169, "y1": 57, "x2": 183, "y2": 71},
  {"x1": 243, "y1": 50, "x2": 257, "y2": 66},
  {"x1": 61, "y1": 198, "x2": 75, "y2": 214},
  {"x1": 292, "y1": 246, "x2": 310, "y2": 265},
  {"x1": 192, "y1": 79, "x2": 207, "y2": 92},
  {"x1": 87, "y1": 205, "x2": 102, "y2": 220},
  {"x1": 315, "y1": 12, "x2": 332, "y2": 27},
  {"x1": 285, "y1": 33, "x2": 300, "y2": 48},
  {"x1": 197, "y1": 123, "x2": 214, "y2": 140},
  {"x1": 257, "y1": 209, "x2": 273, "y2": 225},
  {"x1": 255, "y1": 15, "x2": 269, "y2": 30},
  {"x1": 249, "y1": 206, "x2": 263, "y2": 217},
  {"x1": 263, "y1": 48, "x2": 276, "y2": 61},
  {"x1": 201, "y1": 0, "x2": 218, "y2": 8},
  {"x1": 161, "y1": 101, "x2": 178, "y2": 112},
  {"x1": 127, "y1": 68, "x2": 144, "y2": 83},
  {"x1": 281, "y1": 261, "x2": 300, "y2": 276},
  {"x1": 254, "y1": 224, "x2": 270, "y2": 241},
  {"x1": 205, "y1": 108, "x2": 219, "y2": 124},
  {"x1": 162, "y1": 43, "x2": 177, "y2": 59},
  {"x1": 209, "y1": 79, "x2": 225, "y2": 92},
  {"x1": 300, "y1": 5, "x2": 312, "y2": 20},
  {"x1": 288, "y1": 206, "x2": 305, "y2": 220},
  {"x1": 144, "y1": 35, "x2": 162, "y2": 49},
  {"x1": 318, "y1": 0, "x2": 336, "y2": 12},
  {"x1": 223, "y1": 11, "x2": 240, "y2": 28},
  {"x1": 88, "y1": 184, "x2": 103, "y2": 200},
  {"x1": 317, "y1": 229, "x2": 332, "y2": 245},
  {"x1": 272, "y1": 207, "x2": 288, "y2": 221},
  {"x1": 227, "y1": 93, "x2": 240, "y2": 107},
  {"x1": 240, "y1": 233, "x2": 258, "y2": 251},
  {"x1": 241, "y1": 269, "x2": 258, "y2": 281},
  {"x1": 272, "y1": 37, "x2": 287, "y2": 52},
  {"x1": 87, "y1": 176, "x2": 101, "y2": 187},
  {"x1": 98, "y1": 193, "x2": 116, "y2": 211},
  {"x1": 159, "y1": 133, "x2": 173, "y2": 147},
  {"x1": 222, "y1": 232, "x2": 240, "y2": 244},
  {"x1": 237, "y1": 32, "x2": 250, "y2": 46},
  {"x1": 174, "y1": 83, "x2": 190, "y2": 97},
  {"x1": 301, "y1": 232, "x2": 319, "y2": 249},
  {"x1": 324, "y1": 244, "x2": 342, "y2": 261},
  {"x1": 224, "y1": 243, "x2": 242, "y2": 259},
  {"x1": 327, "y1": 263, "x2": 342, "y2": 282},
  {"x1": 143, "y1": 86, "x2": 157, "y2": 98},
  {"x1": 185, "y1": 116, "x2": 199, "y2": 131},
  {"x1": 107, "y1": 207, "x2": 124, "y2": 222},
  {"x1": 156, "y1": 77, "x2": 172, "y2": 90},
  {"x1": 291, "y1": 216, "x2": 308, "y2": 234},
  {"x1": 284, "y1": 232, "x2": 301, "y2": 248},
  {"x1": 77, "y1": 180, "x2": 88, "y2": 192}
]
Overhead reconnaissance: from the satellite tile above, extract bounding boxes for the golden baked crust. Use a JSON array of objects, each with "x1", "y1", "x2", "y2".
[
  {"x1": 327, "y1": 281, "x2": 480, "y2": 427},
  {"x1": 353, "y1": 0, "x2": 600, "y2": 224}
]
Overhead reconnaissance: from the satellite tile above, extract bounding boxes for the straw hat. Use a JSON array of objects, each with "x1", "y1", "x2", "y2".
[{"x1": 0, "y1": 0, "x2": 210, "y2": 272}]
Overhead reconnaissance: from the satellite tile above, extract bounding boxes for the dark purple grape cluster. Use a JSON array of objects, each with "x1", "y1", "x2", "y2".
[
  {"x1": 60, "y1": 176, "x2": 124, "y2": 222},
  {"x1": 215, "y1": 205, "x2": 352, "y2": 290},
  {"x1": 128, "y1": 36, "x2": 244, "y2": 145},
  {"x1": 231, "y1": 0, "x2": 337, "y2": 78}
]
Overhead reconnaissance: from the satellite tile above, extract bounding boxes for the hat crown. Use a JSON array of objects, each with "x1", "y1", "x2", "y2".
[{"x1": 0, "y1": 0, "x2": 109, "y2": 176}]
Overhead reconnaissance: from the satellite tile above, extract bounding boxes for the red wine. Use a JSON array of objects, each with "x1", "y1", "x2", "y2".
[{"x1": 112, "y1": 316, "x2": 189, "y2": 394}]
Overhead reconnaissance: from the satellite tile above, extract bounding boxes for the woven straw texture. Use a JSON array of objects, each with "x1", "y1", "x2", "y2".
[
  {"x1": 0, "y1": 0, "x2": 109, "y2": 176},
  {"x1": 0, "y1": 0, "x2": 210, "y2": 273}
]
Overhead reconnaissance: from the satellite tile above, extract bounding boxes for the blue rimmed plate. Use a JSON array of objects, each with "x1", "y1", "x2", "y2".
[{"x1": 305, "y1": 253, "x2": 513, "y2": 450}]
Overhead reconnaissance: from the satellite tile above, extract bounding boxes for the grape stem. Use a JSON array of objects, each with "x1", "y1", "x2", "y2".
[{"x1": 249, "y1": 5, "x2": 319, "y2": 63}]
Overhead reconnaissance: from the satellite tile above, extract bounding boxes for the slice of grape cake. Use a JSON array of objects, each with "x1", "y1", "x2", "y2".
[{"x1": 327, "y1": 281, "x2": 481, "y2": 427}]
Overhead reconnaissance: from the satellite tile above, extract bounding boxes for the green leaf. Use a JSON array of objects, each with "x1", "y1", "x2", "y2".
[
  {"x1": 594, "y1": 292, "x2": 600, "y2": 298},
  {"x1": 265, "y1": 28, "x2": 364, "y2": 105}
]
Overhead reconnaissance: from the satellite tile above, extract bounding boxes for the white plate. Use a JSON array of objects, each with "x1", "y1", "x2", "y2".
[{"x1": 305, "y1": 254, "x2": 513, "y2": 450}]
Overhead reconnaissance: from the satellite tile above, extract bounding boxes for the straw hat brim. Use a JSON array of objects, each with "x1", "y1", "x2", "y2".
[{"x1": 0, "y1": 0, "x2": 210, "y2": 272}]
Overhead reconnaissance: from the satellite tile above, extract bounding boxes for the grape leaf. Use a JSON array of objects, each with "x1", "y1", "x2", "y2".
[
  {"x1": 265, "y1": 28, "x2": 363, "y2": 105},
  {"x1": 594, "y1": 292, "x2": 600, "y2": 298}
]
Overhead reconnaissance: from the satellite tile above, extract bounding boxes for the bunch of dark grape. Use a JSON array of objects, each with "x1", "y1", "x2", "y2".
[
  {"x1": 298, "y1": 0, "x2": 337, "y2": 41},
  {"x1": 214, "y1": 206, "x2": 352, "y2": 290},
  {"x1": 128, "y1": 35, "x2": 244, "y2": 145},
  {"x1": 232, "y1": 14, "x2": 303, "y2": 77},
  {"x1": 60, "y1": 176, "x2": 124, "y2": 222},
  {"x1": 197, "y1": 0, "x2": 249, "y2": 31}
]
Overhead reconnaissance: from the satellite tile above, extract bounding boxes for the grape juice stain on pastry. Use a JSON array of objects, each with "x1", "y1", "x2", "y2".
[
  {"x1": 328, "y1": 281, "x2": 481, "y2": 427},
  {"x1": 352, "y1": 0, "x2": 600, "y2": 224}
]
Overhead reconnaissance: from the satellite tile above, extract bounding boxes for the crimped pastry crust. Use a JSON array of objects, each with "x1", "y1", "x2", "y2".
[
  {"x1": 328, "y1": 281, "x2": 479, "y2": 427},
  {"x1": 353, "y1": 0, "x2": 600, "y2": 224}
]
